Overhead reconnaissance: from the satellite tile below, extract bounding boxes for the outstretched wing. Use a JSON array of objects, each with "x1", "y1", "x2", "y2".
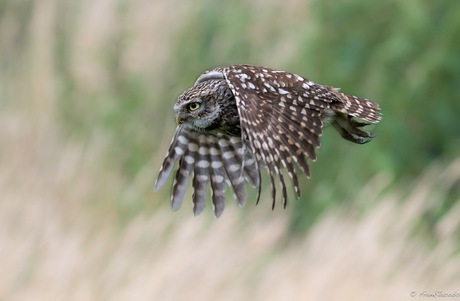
[
  {"x1": 155, "y1": 126, "x2": 259, "y2": 217},
  {"x1": 221, "y1": 64, "x2": 334, "y2": 208}
]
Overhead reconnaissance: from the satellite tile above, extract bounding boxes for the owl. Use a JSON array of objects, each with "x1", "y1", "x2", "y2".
[{"x1": 155, "y1": 64, "x2": 381, "y2": 217}]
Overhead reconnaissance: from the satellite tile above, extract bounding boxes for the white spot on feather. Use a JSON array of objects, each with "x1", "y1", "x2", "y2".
[
  {"x1": 279, "y1": 88, "x2": 289, "y2": 94},
  {"x1": 197, "y1": 175, "x2": 208, "y2": 181},
  {"x1": 212, "y1": 175, "x2": 224, "y2": 183},
  {"x1": 223, "y1": 151, "x2": 235, "y2": 160},
  {"x1": 198, "y1": 147, "x2": 209, "y2": 155},
  {"x1": 228, "y1": 164, "x2": 240, "y2": 172},
  {"x1": 185, "y1": 155, "x2": 195, "y2": 164},
  {"x1": 174, "y1": 147, "x2": 185, "y2": 155},
  {"x1": 211, "y1": 161, "x2": 223, "y2": 168},
  {"x1": 197, "y1": 160, "x2": 210, "y2": 168},
  {"x1": 178, "y1": 135, "x2": 188, "y2": 144},
  {"x1": 189, "y1": 143, "x2": 198, "y2": 152}
]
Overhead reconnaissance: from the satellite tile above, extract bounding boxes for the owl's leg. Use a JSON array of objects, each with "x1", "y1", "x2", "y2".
[{"x1": 332, "y1": 114, "x2": 375, "y2": 144}]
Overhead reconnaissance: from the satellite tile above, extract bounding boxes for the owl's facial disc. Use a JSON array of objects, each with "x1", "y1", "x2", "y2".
[
  {"x1": 174, "y1": 97, "x2": 220, "y2": 132},
  {"x1": 174, "y1": 98, "x2": 203, "y2": 125}
]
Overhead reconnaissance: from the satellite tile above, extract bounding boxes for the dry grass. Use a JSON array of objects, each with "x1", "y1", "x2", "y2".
[{"x1": 1, "y1": 0, "x2": 459, "y2": 300}]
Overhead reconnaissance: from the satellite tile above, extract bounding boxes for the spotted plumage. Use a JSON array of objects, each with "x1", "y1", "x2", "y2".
[{"x1": 155, "y1": 64, "x2": 381, "y2": 217}]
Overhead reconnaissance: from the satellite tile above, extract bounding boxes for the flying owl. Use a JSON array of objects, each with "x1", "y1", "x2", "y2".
[{"x1": 155, "y1": 64, "x2": 381, "y2": 217}]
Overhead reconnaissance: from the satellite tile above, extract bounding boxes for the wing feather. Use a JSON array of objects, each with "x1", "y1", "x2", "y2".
[
  {"x1": 208, "y1": 137, "x2": 227, "y2": 217},
  {"x1": 217, "y1": 136, "x2": 247, "y2": 207},
  {"x1": 171, "y1": 155, "x2": 193, "y2": 211},
  {"x1": 155, "y1": 125, "x2": 257, "y2": 216},
  {"x1": 192, "y1": 135, "x2": 211, "y2": 216},
  {"x1": 155, "y1": 128, "x2": 189, "y2": 191},
  {"x1": 222, "y1": 65, "x2": 326, "y2": 206}
]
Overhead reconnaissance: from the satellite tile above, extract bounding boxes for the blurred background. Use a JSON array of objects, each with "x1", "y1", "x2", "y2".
[{"x1": 1, "y1": 0, "x2": 459, "y2": 300}]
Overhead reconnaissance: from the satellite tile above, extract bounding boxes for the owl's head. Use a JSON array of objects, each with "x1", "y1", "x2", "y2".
[{"x1": 174, "y1": 79, "x2": 232, "y2": 132}]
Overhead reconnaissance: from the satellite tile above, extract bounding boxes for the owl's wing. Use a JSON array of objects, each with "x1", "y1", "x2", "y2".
[
  {"x1": 155, "y1": 126, "x2": 259, "y2": 217},
  {"x1": 221, "y1": 64, "x2": 333, "y2": 208}
]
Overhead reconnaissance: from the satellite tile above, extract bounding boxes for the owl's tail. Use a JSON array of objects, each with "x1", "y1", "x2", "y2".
[
  {"x1": 326, "y1": 87, "x2": 381, "y2": 144},
  {"x1": 327, "y1": 87, "x2": 381, "y2": 124}
]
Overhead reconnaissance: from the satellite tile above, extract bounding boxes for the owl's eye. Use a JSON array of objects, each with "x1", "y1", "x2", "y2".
[{"x1": 188, "y1": 102, "x2": 201, "y2": 111}]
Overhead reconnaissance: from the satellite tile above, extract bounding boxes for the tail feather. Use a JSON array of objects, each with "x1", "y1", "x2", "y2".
[
  {"x1": 339, "y1": 93, "x2": 381, "y2": 123},
  {"x1": 327, "y1": 86, "x2": 381, "y2": 123},
  {"x1": 323, "y1": 86, "x2": 381, "y2": 144}
]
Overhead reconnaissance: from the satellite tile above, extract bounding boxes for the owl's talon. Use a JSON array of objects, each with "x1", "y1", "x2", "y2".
[{"x1": 332, "y1": 115, "x2": 376, "y2": 144}]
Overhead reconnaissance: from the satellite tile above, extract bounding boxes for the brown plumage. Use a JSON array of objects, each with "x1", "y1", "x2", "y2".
[{"x1": 155, "y1": 64, "x2": 381, "y2": 217}]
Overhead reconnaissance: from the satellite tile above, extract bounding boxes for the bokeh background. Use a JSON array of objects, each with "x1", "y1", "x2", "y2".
[{"x1": 1, "y1": 0, "x2": 459, "y2": 300}]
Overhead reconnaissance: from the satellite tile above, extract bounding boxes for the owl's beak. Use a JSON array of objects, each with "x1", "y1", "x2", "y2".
[{"x1": 176, "y1": 117, "x2": 183, "y2": 125}]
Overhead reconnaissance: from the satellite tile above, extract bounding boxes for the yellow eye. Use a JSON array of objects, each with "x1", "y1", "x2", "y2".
[{"x1": 188, "y1": 102, "x2": 201, "y2": 111}]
